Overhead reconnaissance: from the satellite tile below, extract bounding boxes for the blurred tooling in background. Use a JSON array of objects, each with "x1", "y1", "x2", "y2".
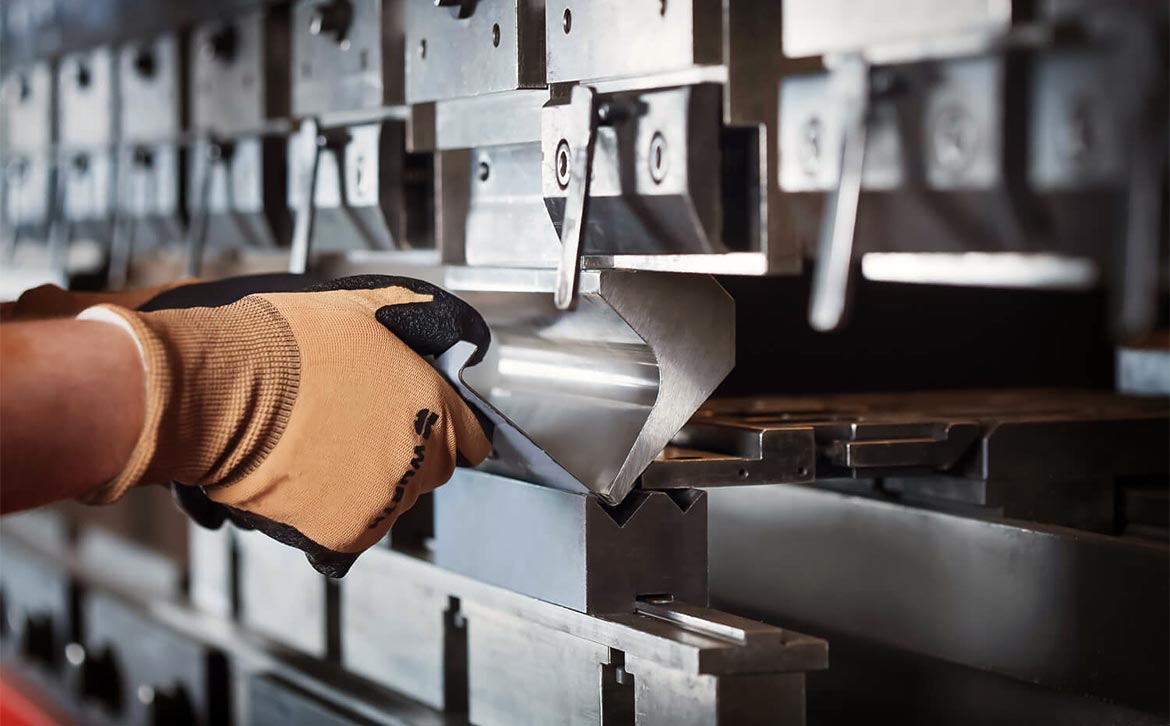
[{"x1": 0, "y1": 1, "x2": 1167, "y2": 725}]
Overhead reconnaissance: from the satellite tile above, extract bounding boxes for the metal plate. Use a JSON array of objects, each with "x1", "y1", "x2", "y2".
[
  {"x1": 708, "y1": 482, "x2": 1169, "y2": 713},
  {"x1": 341, "y1": 553, "x2": 464, "y2": 711},
  {"x1": 778, "y1": 72, "x2": 903, "y2": 192},
  {"x1": 463, "y1": 603, "x2": 609, "y2": 726},
  {"x1": 404, "y1": 0, "x2": 544, "y2": 104},
  {"x1": 924, "y1": 55, "x2": 1003, "y2": 190},
  {"x1": 118, "y1": 33, "x2": 183, "y2": 143},
  {"x1": 188, "y1": 525, "x2": 234, "y2": 619},
  {"x1": 544, "y1": 0, "x2": 721, "y2": 83},
  {"x1": 4, "y1": 152, "x2": 53, "y2": 228},
  {"x1": 1029, "y1": 48, "x2": 1125, "y2": 191},
  {"x1": 58, "y1": 47, "x2": 117, "y2": 148},
  {"x1": 61, "y1": 147, "x2": 115, "y2": 223},
  {"x1": 291, "y1": 0, "x2": 400, "y2": 116},
  {"x1": 236, "y1": 531, "x2": 330, "y2": 658},
  {"x1": 464, "y1": 143, "x2": 561, "y2": 266},
  {"x1": 3, "y1": 62, "x2": 54, "y2": 151},
  {"x1": 781, "y1": 0, "x2": 1011, "y2": 60},
  {"x1": 190, "y1": 9, "x2": 289, "y2": 134}
]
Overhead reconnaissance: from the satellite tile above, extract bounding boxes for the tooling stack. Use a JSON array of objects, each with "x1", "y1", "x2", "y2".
[{"x1": 1, "y1": 1, "x2": 1167, "y2": 724}]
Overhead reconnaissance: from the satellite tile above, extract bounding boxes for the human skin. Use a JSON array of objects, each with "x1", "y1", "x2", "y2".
[{"x1": 0, "y1": 319, "x2": 144, "y2": 513}]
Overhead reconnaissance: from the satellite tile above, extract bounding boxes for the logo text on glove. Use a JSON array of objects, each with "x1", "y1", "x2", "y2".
[{"x1": 367, "y1": 409, "x2": 439, "y2": 530}]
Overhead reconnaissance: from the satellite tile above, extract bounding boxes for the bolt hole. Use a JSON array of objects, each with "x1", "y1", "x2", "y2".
[
  {"x1": 477, "y1": 159, "x2": 491, "y2": 182},
  {"x1": 659, "y1": 0, "x2": 667, "y2": 15},
  {"x1": 491, "y1": 23, "x2": 500, "y2": 47},
  {"x1": 648, "y1": 132, "x2": 668, "y2": 184},
  {"x1": 737, "y1": 468, "x2": 749, "y2": 479},
  {"x1": 76, "y1": 61, "x2": 92, "y2": 89},
  {"x1": 419, "y1": 38, "x2": 427, "y2": 59},
  {"x1": 17, "y1": 74, "x2": 31, "y2": 101},
  {"x1": 555, "y1": 139, "x2": 572, "y2": 189},
  {"x1": 797, "y1": 466, "x2": 809, "y2": 477},
  {"x1": 133, "y1": 46, "x2": 157, "y2": 79},
  {"x1": 562, "y1": 7, "x2": 572, "y2": 34}
]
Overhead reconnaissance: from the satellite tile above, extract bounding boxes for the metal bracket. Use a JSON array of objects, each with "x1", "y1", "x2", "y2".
[
  {"x1": 46, "y1": 156, "x2": 71, "y2": 276},
  {"x1": 288, "y1": 118, "x2": 322, "y2": 275},
  {"x1": 107, "y1": 147, "x2": 152, "y2": 289},
  {"x1": 183, "y1": 137, "x2": 224, "y2": 278},
  {"x1": 808, "y1": 55, "x2": 869, "y2": 332},
  {"x1": 554, "y1": 85, "x2": 601, "y2": 311}
]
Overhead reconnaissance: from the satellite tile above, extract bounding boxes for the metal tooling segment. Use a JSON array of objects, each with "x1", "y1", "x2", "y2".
[
  {"x1": 708, "y1": 482, "x2": 1169, "y2": 713},
  {"x1": 82, "y1": 591, "x2": 229, "y2": 725},
  {"x1": 432, "y1": 468, "x2": 708, "y2": 613},
  {"x1": 341, "y1": 545, "x2": 827, "y2": 724},
  {"x1": 236, "y1": 529, "x2": 332, "y2": 658}
]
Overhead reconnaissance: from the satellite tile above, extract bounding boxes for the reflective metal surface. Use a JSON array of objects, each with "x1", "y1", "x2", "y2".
[
  {"x1": 707, "y1": 482, "x2": 1168, "y2": 714},
  {"x1": 444, "y1": 267, "x2": 735, "y2": 504}
]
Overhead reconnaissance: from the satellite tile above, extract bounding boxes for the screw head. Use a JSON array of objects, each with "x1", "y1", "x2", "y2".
[
  {"x1": 555, "y1": 139, "x2": 572, "y2": 189},
  {"x1": 64, "y1": 642, "x2": 86, "y2": 666},
  {"x1": 1058, "y1": 96, "x2": 1094, "y2": 165},
  {"x1": 930, "y1": 103, "x2": 979, "y2": 174},
  {"x1": 798, "y1": 116, "x2": 822, "y2": 176}
]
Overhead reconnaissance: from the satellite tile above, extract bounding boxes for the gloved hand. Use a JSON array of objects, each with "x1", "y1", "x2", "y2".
[
  {"x1": 80, "y1": 274, "x2": 492, "y2": 576},
  {"x1": 1, "y1": 280, "x2": 195, "y2": 321}
]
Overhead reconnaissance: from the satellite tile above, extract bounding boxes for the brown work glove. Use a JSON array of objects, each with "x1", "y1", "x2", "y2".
[
  {"x1": 2, "y1": 280, "x2": 194, "y2": 321},
  {"x1": 80, "y1": 275, "x2": 492, "y2": 576}
]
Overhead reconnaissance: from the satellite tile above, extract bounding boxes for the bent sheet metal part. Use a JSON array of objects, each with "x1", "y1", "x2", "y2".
[{"x1": 433, "y1": 268, "x2": 736, "y2": 505}]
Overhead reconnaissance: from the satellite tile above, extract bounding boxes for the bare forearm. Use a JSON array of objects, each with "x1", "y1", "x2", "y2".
[{"x1": 1, "y1": 320, "x2": 144, "y2": 512}]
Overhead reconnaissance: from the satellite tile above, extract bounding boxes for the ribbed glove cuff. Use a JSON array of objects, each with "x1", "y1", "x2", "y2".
[
  {"x1": 75, "y1": 304, "x2": 172, "y2": 504},
  {"x1": 76, "y1": 298, "x2": 300, "y2": 503}
]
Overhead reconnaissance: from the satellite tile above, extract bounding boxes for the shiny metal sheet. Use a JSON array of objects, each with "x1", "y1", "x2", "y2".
[{"x1": 443, "y1": 267, "x2": 735, "y2": 504}]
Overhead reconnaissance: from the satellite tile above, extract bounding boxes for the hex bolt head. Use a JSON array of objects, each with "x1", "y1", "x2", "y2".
[{"x1": 555, "y1": 139, "x2": 572, "y2": 189}]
